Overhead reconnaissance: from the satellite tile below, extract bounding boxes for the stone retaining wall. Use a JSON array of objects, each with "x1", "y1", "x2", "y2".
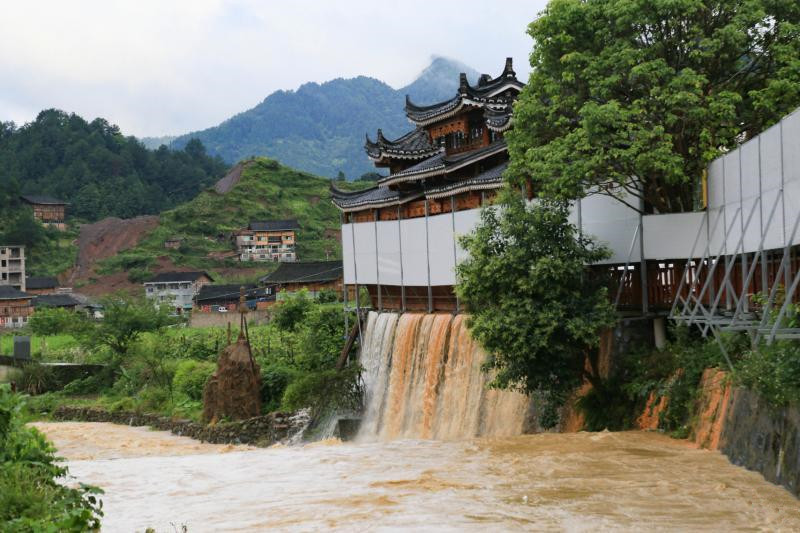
[
  {"x1": 691, "y1": 369, "x2": 800, "y2": 497},
  {"x1": 52, "y1": 406, "x2": 303, "y2": 447}
]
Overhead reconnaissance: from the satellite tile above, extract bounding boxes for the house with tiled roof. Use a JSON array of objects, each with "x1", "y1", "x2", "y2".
[
  {"x1": 20, "y1": 195, "x2": 68, "y2": 230},
  {"x1": 143, "y1": 271, "x2": 213, "y2": 314},
  {"x1": 0, "y1": 286, "x2": 33, "y2": 329},
  {"x1": 233, "y1": 219, "x2": 299, "y2": 262},
  {"x1": 259, "y1": 260, "x2": 348, "y2": 300}
]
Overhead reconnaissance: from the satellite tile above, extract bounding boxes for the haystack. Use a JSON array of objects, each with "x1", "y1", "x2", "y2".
[{"x1": 203, "y1": 289, "x2": 262, "y2": 423}]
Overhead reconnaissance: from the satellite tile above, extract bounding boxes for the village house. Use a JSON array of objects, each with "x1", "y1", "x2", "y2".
[
  {"x1": 234, "y1": 220, "x2": 299, "y2": 262},
  {"x1": 195, "y1": 284, "x2": 275, "y2": 312},
  {"x1": 24, "y1": 276, "x2": 60, "y2": 295},
  {"x1": 33, "y1": 293, "x2": 81, "y2": 311},
  {"x1": 0, "y1": 246, "x2": 26, "y2": 292},
  {"x1": 0, "y1": 286, "x2": 33, "y2": 329},
  {"x1": 143, "y1": 271, "x2": 213, "y2": 314},
  {"x1": 20, "y1": 195, "x2": 68, "y2": 230},
  {"x1": 259, "y1": 260, "x2": 349, "y2": 300}
]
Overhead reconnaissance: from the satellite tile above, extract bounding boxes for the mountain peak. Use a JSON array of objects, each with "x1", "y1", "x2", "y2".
[{"x1": 401, "y1": 56, "x2": 480, "y2": 105}]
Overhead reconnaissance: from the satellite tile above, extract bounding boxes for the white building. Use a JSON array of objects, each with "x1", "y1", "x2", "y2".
[{"x1": 144, "y1": 271, "x2": 213, "y2": 314}]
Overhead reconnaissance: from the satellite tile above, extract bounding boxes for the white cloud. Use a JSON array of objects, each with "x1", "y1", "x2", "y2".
[{"x1": 0, "y1": 0, "x2": 547, "y2": 136}]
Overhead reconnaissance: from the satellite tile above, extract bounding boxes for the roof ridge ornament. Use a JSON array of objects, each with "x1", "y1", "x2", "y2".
[
  {"x1": 503, "y1": 57, "x2": 515, "y2": 78},
  {"x1": 459, "y1": 73, "x2": 468, "y2": 95}
]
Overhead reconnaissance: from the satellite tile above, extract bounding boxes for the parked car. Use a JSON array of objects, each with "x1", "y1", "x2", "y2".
[{"x1": 218, "y1": 307, "x2": 228, "y2": 313}]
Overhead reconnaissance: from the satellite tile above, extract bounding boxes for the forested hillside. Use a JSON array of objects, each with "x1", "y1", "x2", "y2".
[
  {"x1": 93, "y1": 158, "x2": 370, "y2": 287},
  {"x1": 0, "y1": 109, "x2": 228, "y2": 222},
  {"x1": 165, "y1": 57, "x2": 479, "y2": 179}
]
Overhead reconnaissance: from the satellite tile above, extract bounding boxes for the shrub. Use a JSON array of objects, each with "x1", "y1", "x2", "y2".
[
  {"x1": 18, "y1": 363, "x2": 59, "y2": 395},
  {"x1": 173, "y1": 360, "x2": 216, "y2": 401},
  {"x1": 28, "y1": 308, "x2": 77, "y2": 336},
  {"x1": 0, "y1": 385, "x2": 103, "y2": 530},
  {"x1": 273, "y1": 290, "x2": 312, "y2": 331},
  {"x1": 260, "y1": 363, "x2": 296, "y2": 412},
  {"x1": 296, "y1": 306, "x2": 348, "y2": 371},
  {"x1": 281, "y1": 365, "x2": 363, "y2": 415},
  {"x1": 737, "y1": 341, "x2": 800, "y2": 406}
]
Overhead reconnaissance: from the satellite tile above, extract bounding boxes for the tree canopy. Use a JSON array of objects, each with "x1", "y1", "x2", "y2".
[
  {"x1": 507, "y1": 0, "x2": 800, "y2": 213},
  {"x1": 455, "y1": 192, "x2": 617, "y2": 423},
  {"x1": 0, "y1": 109, "x2": 228, "y2": 221}
]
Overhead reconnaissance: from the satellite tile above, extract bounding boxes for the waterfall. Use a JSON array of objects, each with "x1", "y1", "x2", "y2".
[{"x1": 357, "y1": 311, "x2": 533, "y2": 441}]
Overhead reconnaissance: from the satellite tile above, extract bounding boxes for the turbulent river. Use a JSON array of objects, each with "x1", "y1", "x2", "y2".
[
  {"x1": 32, "y1": 422, "x2": 800, "y2": 532},
  {"x1": 30, "y1": 312, "x2": 800, "y2": 530}
]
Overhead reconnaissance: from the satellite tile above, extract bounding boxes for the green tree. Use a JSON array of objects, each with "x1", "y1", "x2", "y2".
[
  {"x1": 272, "y1": 289, "x2": 313, "y2": 331},
  {"x1": 87, "y1": 296, "x2": 175, "y2": 365},
  {"x1": 455, "y1": 192, "x2": 616, "y2": 422},
  {"x1": 508, "y1": 0, "x2": 800, "y2": 213}
]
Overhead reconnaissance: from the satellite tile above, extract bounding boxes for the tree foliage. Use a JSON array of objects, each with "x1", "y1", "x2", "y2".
[
  {"x1": 0, "y1": 385, "x2": 103, "y2": 530},
  {"x1": 507, "y1": 0, "x2": 800, "y2": 213},
  {"x1": 86, "y1": 296, "x2": 176, "y2": 362},
  {"x1": 0, "y1": 109, "x2": 227, "y2": 222},
  {"x1": 455, "y1": 192, "x2": 617, "y2": 410}
]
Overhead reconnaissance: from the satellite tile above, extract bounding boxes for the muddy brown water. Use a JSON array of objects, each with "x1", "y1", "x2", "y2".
[{"x1": 31, "y1": 422, "x2": 800, "y2": 532}]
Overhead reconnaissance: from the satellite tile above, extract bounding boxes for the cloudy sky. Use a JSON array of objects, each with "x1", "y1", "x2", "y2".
[{"x1": 0, "y1": 1, "x2": 548, "y2": 138}]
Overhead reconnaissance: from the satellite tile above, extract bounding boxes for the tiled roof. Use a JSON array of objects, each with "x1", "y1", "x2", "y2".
[
  {"x1": 25, "y1": 276, "x2": 59, "y2": 290},
  {"x1": 404, "y1": 58, "x2": 523, "y2": 126},
  {"x1": 196, "y1": 284, "x2": 273, "y2": 302},
  {"x1": 33, "y1": 294, "x2": 80, "y2": 308},
  {"x1": 248, "y1": 220, "x2": 300, "y2": 232},
  {"x1": 425, "y1": 161, "x2": 508, "y2": 199},
  {"x1": 259, "y1": 261, "x2": 343, "y2": 285},
  {"x1": 378, "y1": 140, "x2": 507, "y2": 187},
  {"x1": 484, "y1": 106, "x2": 513, "y2": 132},
  {"x1": 20, "y1": 195, "x2": 68, "y2": 205},
  {"x1": 0, "y1": 286, "x2": 31, "y2": 300},
  {"x1": 145, "y1": 271, "x2": 213, "y2": 284},
  {"x1": 330, "y1": 184, "x2": 423, "y2": 212},
  {"x1": 365, "y1": 128, "x2": 440, "y2": 161}
]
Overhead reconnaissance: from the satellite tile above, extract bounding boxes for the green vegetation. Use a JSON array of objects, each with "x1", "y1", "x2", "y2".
[
  {"x1": 96, "y1": 157, "x2": 351, "y2": 276},
  {"x1": 0, "y1": 109, "x2": 228, "y2": 221},
  {"x1": 166, "y1": 57, "x2": 479, "y2": 179},
  {"x1": 574, "y1": 319, "x2": 800, "y2": 434},
  {"x1": 508, "y1": 0, "x2": 800, "y2": 212},
  {"x1": 1, "y1": 385, "x2": 103, "y2": 531},
  {"x1": 456, "y1": 192, "x2": 616, "y2": 427},
  {"x1": 22, "y1": 291, "x2": 359, "y2": 423}
]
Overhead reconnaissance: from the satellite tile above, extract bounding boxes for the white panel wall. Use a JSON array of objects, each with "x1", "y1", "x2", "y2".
[
  {"x1": 342, "y1": 223, "x2": 356, "y2": 284},
  {"x1": 642, "y1": 212, "x2": 707, "y2": 260},
  {"x1": 353, "y1": 222, "x2": 377, "y2": 285},
  {"x1": 340, "y1": 107, "x2": 800, "y2": 288},
  {"x1": 740, "y1": 139, "x2": 761, "y2": 252},
  {"x1": 376, "y1": 220, "x2": 402, "y2": 285},
  {"x1": 454, "y1": 208, "x2": 481, "y2": 263},
  {"x1": 783, "y1": 111, "x2": 800, "y2": 246},
  {"x1": 760, "y1": 123, "x2": 785, "y2": 250},
  {"x1": 578, "y1": 192, "x2": 640, "y2": 264},
  {"x1": 427, "y1": 214, "x2": 457, "y2": 286},
  {"x1": 401, "y1": 217, "x2": 428, "y2": 286}
]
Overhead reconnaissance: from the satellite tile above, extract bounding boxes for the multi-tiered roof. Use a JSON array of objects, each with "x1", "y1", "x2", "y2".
[{"x1": 333, "y1": 58, "x2": 523, "y2": 214}]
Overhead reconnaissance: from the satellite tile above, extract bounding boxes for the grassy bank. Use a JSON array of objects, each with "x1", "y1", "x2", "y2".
[{"x1": 16, "y1": 291, "x2": 361, "y2": 426}]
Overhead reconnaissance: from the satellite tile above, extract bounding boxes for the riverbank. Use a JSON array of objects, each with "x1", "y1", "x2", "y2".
[{"x1": 35, "y1": 422, "x2": 800, "y2": 531}]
